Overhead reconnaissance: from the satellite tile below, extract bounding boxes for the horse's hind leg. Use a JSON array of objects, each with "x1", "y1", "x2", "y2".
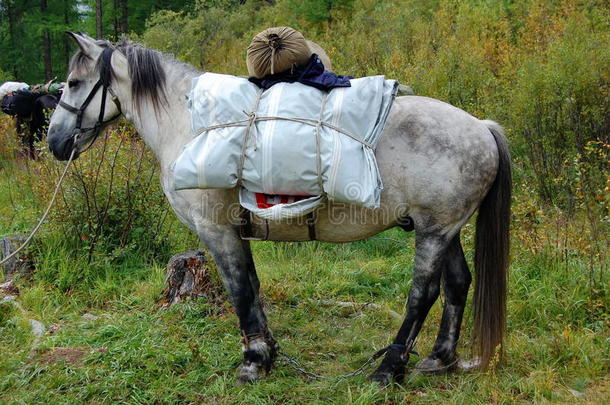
[
  {"x1": 197, "y1": 226, "x2": 277, "y2": 384},
  {"x1": 369, "y1": 231, "x2": 450, "y2": 385},
  {"x1": 415, "y1": 233, "x2": 470, "y2": 373}
]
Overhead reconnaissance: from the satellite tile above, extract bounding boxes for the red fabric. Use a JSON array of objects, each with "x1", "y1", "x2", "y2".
[{"x1": 254, "y1": 193, "x2": 309, "y2": 209}]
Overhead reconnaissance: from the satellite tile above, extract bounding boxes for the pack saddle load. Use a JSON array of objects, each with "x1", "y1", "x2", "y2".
[
  {"x1": 172, "y1": 26, "x2": 398, "y2": 220},
  {"x1": 172, "y1": 72, "x2": 397, "y2": 220}
]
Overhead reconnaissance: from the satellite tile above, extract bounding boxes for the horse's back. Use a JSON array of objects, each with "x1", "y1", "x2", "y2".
[{"x1": 376, "y1": 96, "x2": 500, "y2": 231}]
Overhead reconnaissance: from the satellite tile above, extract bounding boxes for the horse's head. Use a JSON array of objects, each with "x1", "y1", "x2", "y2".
[{"x1": 47, "y1": 32, "x2": 123, "y2": 160}]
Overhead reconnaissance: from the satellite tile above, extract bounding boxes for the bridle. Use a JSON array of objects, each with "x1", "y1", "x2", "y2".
[{"x1": 58, "y1": 47, "x2": 123, "y2": 148}]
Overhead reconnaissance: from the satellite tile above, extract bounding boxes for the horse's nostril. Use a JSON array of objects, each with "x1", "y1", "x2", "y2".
[
  {"x1": 62, "y1": 137, "x2": 75, "y2": 160},
  {"x1": 47, "y1": 131, "x2": 75, "y2": 161}
]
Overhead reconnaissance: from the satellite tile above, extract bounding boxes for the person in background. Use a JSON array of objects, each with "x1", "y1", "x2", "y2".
[{"x1": 0, "y1": 79, "x2": 63, "y2": 158}]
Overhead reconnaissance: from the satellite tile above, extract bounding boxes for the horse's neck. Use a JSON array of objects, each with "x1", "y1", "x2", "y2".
[{"x1": 121, "y1": 65, "x2": 199, "y2": 171}]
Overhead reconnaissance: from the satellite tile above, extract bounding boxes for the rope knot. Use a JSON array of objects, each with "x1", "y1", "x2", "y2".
[{"x1": 267, "y1": 34, "x2": 281, "y2": 49}]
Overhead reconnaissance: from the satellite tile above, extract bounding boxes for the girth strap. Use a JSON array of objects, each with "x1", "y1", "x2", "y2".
[
  {"x1": 239, "y1": 208, "x2": 269, "y2": 241},
  {"x1": 305, "y1": 211, "x2": 316, "y2": 241},
  {"x1": 238, "y1": 208, "x2": 318, "y2": 241}
]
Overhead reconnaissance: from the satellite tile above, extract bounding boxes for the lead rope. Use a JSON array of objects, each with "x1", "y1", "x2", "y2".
[
  {"x1": 277, "y1": 343, "x2": 418, "y2": 381},
  {"x1": 278, "y1": 350, "x2": 380, "y2": 381},
  {"x1": 0, "y1": 138, "x2": 78, "y2": 266}
]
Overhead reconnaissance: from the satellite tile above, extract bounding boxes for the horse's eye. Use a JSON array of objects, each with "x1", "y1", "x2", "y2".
[{"x1": 68, "y1": 79, "x2": 80, "y2": 89}]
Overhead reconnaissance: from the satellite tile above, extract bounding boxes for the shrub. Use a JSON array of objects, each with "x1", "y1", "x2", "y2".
[
  {"x1": 506, "y1": 7, "x2": 610, "y2": 208},
  {"x1": 0, "y1": 301, "x2": 16, "y2": 327},
  {"x1": 0, "y1": 116, "x2": 19, "y2": 167},
  {"x1": 0, "y1": 68, "x2": 13, "y2": 83},
  {"x1": 22, "y1": 122, "x2": 183, "y2": 263}
]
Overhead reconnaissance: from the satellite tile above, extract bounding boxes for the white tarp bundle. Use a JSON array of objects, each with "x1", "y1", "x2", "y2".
[
  {"x1": 173, "y1": 72, "x2": 397, "y2": 219},
  {"x1": 0, "y1": 81, "x2": 29, "y2": 100}
]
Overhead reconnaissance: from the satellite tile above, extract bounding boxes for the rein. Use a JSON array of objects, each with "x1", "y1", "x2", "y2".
[{"x1": 0, "y1": 50, "x2": 122, "y2": 267}]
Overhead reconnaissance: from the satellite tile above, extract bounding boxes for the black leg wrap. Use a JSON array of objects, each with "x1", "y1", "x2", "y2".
[
  {"x1": 236, "y1": 331, "x2": 279, "y2": 384},
  {"x1": 368, "y1": 344, "x2": 412, "y2": 386}
]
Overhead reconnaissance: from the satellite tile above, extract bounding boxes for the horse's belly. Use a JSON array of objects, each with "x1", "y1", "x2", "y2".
[{"x1": 248, "y1": 203, "x2": 397, "y2": 242}]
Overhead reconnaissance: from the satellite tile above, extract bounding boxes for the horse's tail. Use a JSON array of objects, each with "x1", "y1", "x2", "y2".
[{"x1": 474, "y1": 120, "x2": 512, "y2": 370}]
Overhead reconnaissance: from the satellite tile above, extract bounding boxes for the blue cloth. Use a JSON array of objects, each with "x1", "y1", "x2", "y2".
[{"x1": 248, "y1": 54, "x2": 352, "y2": 91}]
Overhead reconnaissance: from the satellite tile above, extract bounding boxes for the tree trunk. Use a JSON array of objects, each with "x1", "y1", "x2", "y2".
[
  {"x1": 113, "y1": 0, "x2": 118, "y2": 40},
  {"x1": 42, "y1": 31, "x2": 52, "y2": 80},
  {"x1": 64, "y1": 0, "x2": 71, "y2": 67},
  {"x1": 6, "y1": 0, "x2": 18, "y2": 78},
  {"x1": 40, "y1": 0, "x2": 53, "y2": 80},
  {"x1": 118, "y1": 0, "x2": 128, "y2": 34},
  {"x1": 159, "y1": 250, "x2": 225, "y2": 307},
  {"x1": 95, "y1": 0, "x2": 103, "y2": 39}
]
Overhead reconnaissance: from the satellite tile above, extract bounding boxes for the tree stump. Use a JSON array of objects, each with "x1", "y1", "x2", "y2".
[
  {"x1": 159, "y1": 249, "x2": 225, "y2": 306},
  {"x1": 1, "y1": 235, "x2": 35, "y2": 281}
]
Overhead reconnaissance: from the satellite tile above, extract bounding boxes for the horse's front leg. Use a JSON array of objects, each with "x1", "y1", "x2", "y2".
[
  {"x1": 369, "y1": 232, "x2": 450, "y2": 385},
  {"x1": 197, "y1": 225, "x2": 277, "y2": 384}
]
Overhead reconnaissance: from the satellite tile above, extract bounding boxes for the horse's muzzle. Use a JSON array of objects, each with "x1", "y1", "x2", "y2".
[{"x1": 47, "y1": 129, "x2": 79, "y2": 161}]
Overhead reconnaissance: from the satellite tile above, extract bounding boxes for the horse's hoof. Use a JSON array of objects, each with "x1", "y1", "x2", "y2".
[
  {"x1": 236, "y1": 361, "x2": 266, "y2": 385},
  {"x1": 367, "y1": 345, "x2": 408, "y2": 387},
  {"x1": 367, "y1": 371, "x2": 394, "y2": 387},
  {"x1": 413, "y1": 356, "x2": 458, "y2": 375},
  {"x1": 368, "y1": 366, "x2": 406, "y2": 387},
  {"x1": 236, "y1": 331, "x2": 278, "y2": 385}
]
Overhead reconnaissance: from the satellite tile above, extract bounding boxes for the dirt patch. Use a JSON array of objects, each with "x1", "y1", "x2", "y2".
[
  {"x1": 38, "y1": 347, "x2": 106, "y2": 366},
  {"x1": 47, "y1": 322, "x2": 66, "y2": 335},
  {"x1": 0, "y1": 280, "x2": 19, "y2": 295}
]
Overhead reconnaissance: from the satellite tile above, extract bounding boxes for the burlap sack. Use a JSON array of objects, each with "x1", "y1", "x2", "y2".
[
  {"x1": 246, "y1": 27, "x2": 312, "y2": 78},
  {"x1": 307, "y1": 40, "x2": 332, "y2": 71}
]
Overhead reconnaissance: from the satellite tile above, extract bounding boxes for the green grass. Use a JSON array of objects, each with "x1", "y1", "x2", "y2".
[
  {"x1": 0, "y1": 120, "x2": 608, "y2": 404},
  {"x1": 0, "y1": 227, "x2": 608, "y2": 404}
]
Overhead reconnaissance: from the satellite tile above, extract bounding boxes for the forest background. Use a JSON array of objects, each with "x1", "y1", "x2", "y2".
[
  {"x1": 0, "y1": 0, "x2": 608, "y2": 403},
  {"x1": 2, "y1": 0, "x2": 606, "y2": 218}
]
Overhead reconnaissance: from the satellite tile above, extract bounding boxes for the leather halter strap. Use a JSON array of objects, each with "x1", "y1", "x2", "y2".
[{"x1": 58, "y1": 47, "x2": 122, "y2": 145}]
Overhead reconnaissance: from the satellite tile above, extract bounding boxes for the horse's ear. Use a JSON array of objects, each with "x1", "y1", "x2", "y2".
[
  {"x1": 79, "y1": 32, "x2": 97, "y2": 42},
  {"x1": 65, "y1": 31, "x2": 102, "y2": 59}
]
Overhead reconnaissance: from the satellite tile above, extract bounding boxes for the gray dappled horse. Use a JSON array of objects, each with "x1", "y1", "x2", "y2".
[{"x1": 47, "y1": 33, "x2": 511, "y2": 386}]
